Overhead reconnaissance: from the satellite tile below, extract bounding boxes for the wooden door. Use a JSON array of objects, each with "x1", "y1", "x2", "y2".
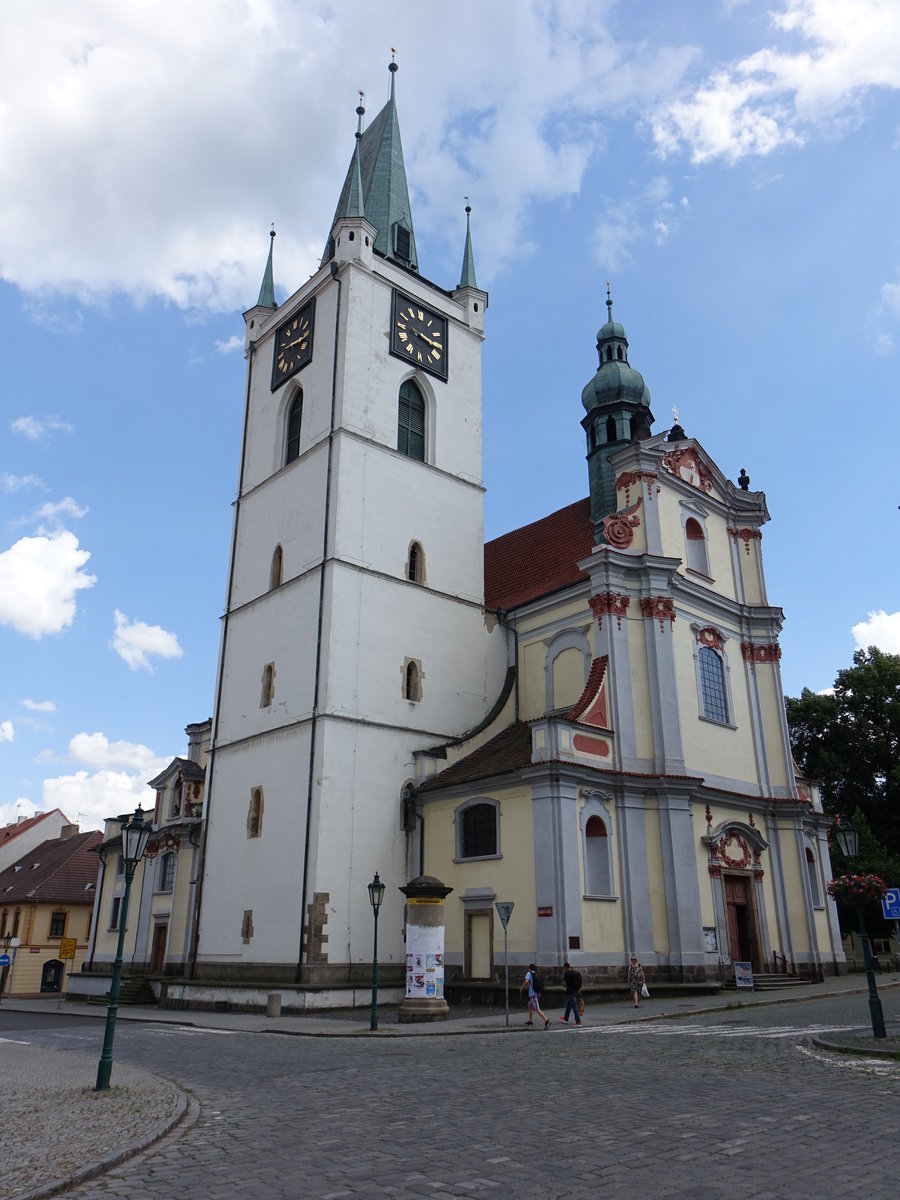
[
  {"x1": 151, "y1": 923, "x2": 168, "y2": 973},
  {"x1": 723, "y1": 875, "x2": 754, "y2": 964}
]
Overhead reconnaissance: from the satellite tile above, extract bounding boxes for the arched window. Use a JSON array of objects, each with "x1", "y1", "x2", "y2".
[
  {"x1": 584, "y1": 815, "x2": 613, "y2": 895},
  {"x1": 605, "y1": 415, "x2": 617, "y2": 442},
  {"x1": 617, "y1": 345, "x2": 623, "y2": 360},
  {"x1": 248, "y1": 788, "x2": 264, "y2": 838},
  {"x1": 285, "y1": 391, "x2": 303, "y2": 464},
  {"x1": 270, "y1": 545, "x2": 283, "y2": 590},
  {"x1": 605, "y1": 346, "x2": 613, "y2": 362},
  {"x1": 260, "y1": 662, "x2": 275, "y2": 708},
  {"x1": 698, "y1": 647, "x2": 728, "y2": 723},
  {"x1": 407, "y1": 541, "x2": 424, "y2": 584},
  {"x1": 685, "y1": 516, "x2": 710, "y2": 575},
  {"x1": 405, "y1": 660, "x2": 420, "y2": 702},
  {"x1": 457, "y1": 801, "x2": 499, "y2": 859},
  {"x1": 397, "y1": 380, "x2": 425, "y2": 461},
  {"x1": 805, "y1": 846, "x2": 822, "y2": 906},
  {"x1": 157, "y1": 852, "x2": 177, "y2": 893}
]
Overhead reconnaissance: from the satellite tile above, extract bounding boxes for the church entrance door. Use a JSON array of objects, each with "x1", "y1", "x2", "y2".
[
  {"x1": 723, "y1": 874, "x2": 758, "y2": 967},
  {"x1": 151, "y1": 923, "x2": 168, "y2": 973}
]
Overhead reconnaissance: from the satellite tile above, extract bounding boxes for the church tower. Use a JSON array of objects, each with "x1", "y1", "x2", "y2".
[{"x1": 193, "y1": 64, "x2": 505, "y2": 994}]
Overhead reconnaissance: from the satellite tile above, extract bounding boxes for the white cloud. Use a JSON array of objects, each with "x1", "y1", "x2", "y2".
[
  {"x1": 69, "y1": 731, "x2": 165, "y2": 773},
  {"x1": 592, "y1": 175, "x2": 687, "y2": 268},
  {"x1": 20, "y1": 698, "x2": 56, "y2": 713},
  {"x1": 851, "y1": 610, "x2": 900, "y2": 655},
  {"x1": 1, "y1": 473, "x2": 45, "y2": 493},
  {"x1": 0, "y1": 2, "x2": 697, "y2": 308},
  {"x1": 43, "y1": 769, "x2": 159, "y2": 831},
  {"x1": 0, "y1": 530, "x2": 96, "y2": 638},
  {"x1": 0, "y1": 799, "x2": 39, "y2": 828},
  {"x1": 215, "y1": 335, "x2": 244, "y2": 354},
  {"x1": 0, "y1": 721, "x2": 13, "y2": 743},
  {"x1": 18, "y1": 497, "x2": 90, "y2": 531},
  {"x1": 10, "y1": 415, "x2": 74, "y2": 441},
  {"x1": 652, "y1": 0, "x2": 900, "y2": 163},
  {"x1": 112, "y1": 609, "x2": 183, "y2": 671}
]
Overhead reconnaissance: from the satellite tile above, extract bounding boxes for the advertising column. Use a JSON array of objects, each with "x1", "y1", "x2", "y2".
[{"x1": 398, "y1": 875, "x2": 453, "y2": 1024}]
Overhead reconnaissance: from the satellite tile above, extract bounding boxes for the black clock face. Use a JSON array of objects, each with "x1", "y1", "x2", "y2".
[
  {"x1": 390, "y1": 291, "x2": 448, "y2": 380},
  {"x1": 271, "y1": 298, "x2": 315, "y2": 389}
]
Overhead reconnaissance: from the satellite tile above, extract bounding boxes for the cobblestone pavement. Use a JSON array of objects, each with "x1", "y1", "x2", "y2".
[{"x1": 9, "y1": 989, "x2": 897, "y2": 1200}]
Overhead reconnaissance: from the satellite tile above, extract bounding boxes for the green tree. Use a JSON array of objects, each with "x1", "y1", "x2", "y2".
[{"x1": 786, "y1": 646, "x2": 900, "y2": 865}]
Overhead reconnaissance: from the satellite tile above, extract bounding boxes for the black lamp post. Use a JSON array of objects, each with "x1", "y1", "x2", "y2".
[
  {"x1": 96, "y1": 807, "x2": 153, "y2": 1090},
  {"x1": 367, "y1": 872, "x2": 386, "y2": 1031},
  {"x1": 832, "y1": 817, "x2": 886, "y2": 1040}
]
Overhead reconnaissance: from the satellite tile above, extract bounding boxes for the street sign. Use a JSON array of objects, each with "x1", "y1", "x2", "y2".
[
  {"x1": 0, "y1": 954, "x2": 9, "y2": 968},
  {"x1": 495, "y1": 901, "x2": 514, "y2": 929},
  {"x1": 881, "y1": 887, "x2": 900, "y2": 920},
  {"x1": 59, "y1": 937, "x2": 77, "y2": 960}
]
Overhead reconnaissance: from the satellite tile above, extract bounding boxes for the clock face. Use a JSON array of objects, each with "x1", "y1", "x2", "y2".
[
  {"x1": 390, "y1": 291, "x2": 448, "y2": 380},
  {"x1": 271, "y1": 298, "x2": 315, "y2": 390}
]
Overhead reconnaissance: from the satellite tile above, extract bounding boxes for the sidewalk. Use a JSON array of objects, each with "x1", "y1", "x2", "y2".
[{"x1": 2, "y1": 972, "x2": 898, "y2": 1200}]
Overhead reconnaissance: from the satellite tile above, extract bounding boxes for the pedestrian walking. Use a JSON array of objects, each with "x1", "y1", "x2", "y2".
[
  {"x1": 519, "y1": 963, "x2": 550, "y2": 1028},
  {"x1": 628, "y1": 955, "x2": 646, "y2": 1007},
  {"x1": 559, "y1": 961, "x2": 583, "y2": 1026}
]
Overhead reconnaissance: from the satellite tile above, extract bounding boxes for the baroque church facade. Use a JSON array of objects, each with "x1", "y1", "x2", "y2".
[{"x1": 180, "y1": 63, "x2": 841, "y2": 1005}]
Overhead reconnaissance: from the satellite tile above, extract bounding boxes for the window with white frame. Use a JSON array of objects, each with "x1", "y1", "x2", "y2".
[
  {"x1": 157, "y1": 852, "x2": 177, "y2": 894},
  {"x1": 109, "y1": 896, "x2": 121, "y2": 930},
  {"x1": 698, "y1": 646, "x2": 729, "y2": 723},
  {"x1": 805, "y1": 845, "x2": 822, "y2": 907},
  {"x1": 455, "y1": 800, "x2": 500, "y2": 860},
  {"x1": 684, "y1": 515, "x2": 710, "y2": 575}
]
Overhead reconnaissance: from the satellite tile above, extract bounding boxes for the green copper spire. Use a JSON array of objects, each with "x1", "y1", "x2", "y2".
[
  {"x1": 325, "y1": 56, "x2": 418, "y2": 270},
  {"x1": 256, "y1": 227, "x2": 276, "y2": 309},
  {"x1": 346, "y1": 95, "x2": 366, "y2": 219},
  {"x1": 458, "y1": 201, "x2": 477, "y2": 289}
]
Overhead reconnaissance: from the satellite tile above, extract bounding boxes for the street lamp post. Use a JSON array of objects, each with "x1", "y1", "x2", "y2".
[
  {"x1": 95, "y1": 807, "x2": 153, "y2": 1090},
  {"x1": 832, "y1": 817, "x2": 887, "y2": 1040},
  {"x1": 367, "y1": 872, "x2": 386, "y2": 1031}
]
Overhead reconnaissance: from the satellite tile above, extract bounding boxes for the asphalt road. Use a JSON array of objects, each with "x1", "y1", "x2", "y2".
[{"x1": 7, "y1": 993, "x2": 898, "y2": 1200}]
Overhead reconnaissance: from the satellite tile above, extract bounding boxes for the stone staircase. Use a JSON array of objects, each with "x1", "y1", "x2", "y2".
[
  {"x1": 723, "y1": 971, "x2": 811, "y2": 991},
  {"x1": 87, "y1": 976, "x2": 157, "y2": 1005}
]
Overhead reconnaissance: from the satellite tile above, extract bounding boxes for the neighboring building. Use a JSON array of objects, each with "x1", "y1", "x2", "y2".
[
  {"x1": 70, "y1": 721, "x2": 209, "y2": 1002},
  {"x1": 0, "y1": 826, "x2": 101, "y2": 997},
  {"x1": 0, "y1": 809, "x2": 71, "y2": 873},
  {"x1": 181, "y1": 62, "x2": 840, "y2": 1008}
]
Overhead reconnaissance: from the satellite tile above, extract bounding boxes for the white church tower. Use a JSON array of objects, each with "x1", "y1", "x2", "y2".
[{"x1": 192, "y1": 64, "x2": 506, "y2": 997}]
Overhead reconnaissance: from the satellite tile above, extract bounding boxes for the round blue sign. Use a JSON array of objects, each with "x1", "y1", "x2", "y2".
[{"x1": 0, "y1": 953, "x2": 10, "y2": 967}]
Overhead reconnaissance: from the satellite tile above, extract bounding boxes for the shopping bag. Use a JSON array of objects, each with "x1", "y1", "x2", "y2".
[
  {"x1": 578, "y1": 994, "x2": 585, "y2": 1016},
  {"x1": 640, "y1": 982, "x2": 650, "y2": 999}
]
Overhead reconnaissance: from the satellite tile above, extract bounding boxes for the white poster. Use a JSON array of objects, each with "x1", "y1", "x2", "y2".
[{"x1": 405, "y1": 924, "x2": 444, "y2": 999}]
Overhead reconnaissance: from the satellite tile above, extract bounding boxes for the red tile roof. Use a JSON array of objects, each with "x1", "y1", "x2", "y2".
[
  {"x1": 484, "y1": 496, "x2": 594, "y2": 611},
  {"x1": 0, "y1": 831, "x2": 102, "y2": 904},
  {"x1": 418, "y1": 723, "x2": 534, "y2": 792}
]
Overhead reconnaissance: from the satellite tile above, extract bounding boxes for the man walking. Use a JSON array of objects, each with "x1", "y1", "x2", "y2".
[
  {"x1": 560, "y1": 961, "x2": 583, "y2": 1026},
  {"x1": 520, "y1": 963, "x2": 550, "y2": 1028}
]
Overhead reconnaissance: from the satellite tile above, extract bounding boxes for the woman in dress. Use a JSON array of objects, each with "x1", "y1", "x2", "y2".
[{"x1": 628, "y1": 955, "x2": 645, "y2": 1008}]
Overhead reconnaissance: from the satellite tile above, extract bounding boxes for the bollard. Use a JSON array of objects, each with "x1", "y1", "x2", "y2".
[{"x1": 266, "y1": 992, "x2": 282, "y2": 1018}]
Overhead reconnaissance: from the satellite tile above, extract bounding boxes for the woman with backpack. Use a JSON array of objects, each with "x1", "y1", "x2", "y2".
[{"x1": 519, "y1": 963, "x2": 550, "y2": 1028}]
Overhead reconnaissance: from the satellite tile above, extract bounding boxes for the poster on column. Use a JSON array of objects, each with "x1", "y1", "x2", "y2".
[{"x1": 405, "y1": 925, "x2": 444, "y2": 999}]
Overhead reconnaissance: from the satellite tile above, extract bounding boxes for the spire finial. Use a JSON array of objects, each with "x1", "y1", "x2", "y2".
[
  {"x1": 356, "y1": 90, "x2": 365, "y2": 140},
  {"x1": 606, "y1": 280, "x2": 613, "y2": 322},
  {"x1": 389, "y1": 48, "x2": 398, "y2": 98},
  {"x1": 672, "y1": 405, "x2": 679, "y2": 424},
  {"x1": 458, "y1": 196, "x2": 477, "y2": 289},
  {"x1": 256, "y1": 225, "x2": 277, "y2": 309}
]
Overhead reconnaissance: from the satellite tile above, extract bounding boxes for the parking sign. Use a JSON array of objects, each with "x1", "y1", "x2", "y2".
[{"x1": 881, "y1": 888, "x2": 900, "y2": 920}]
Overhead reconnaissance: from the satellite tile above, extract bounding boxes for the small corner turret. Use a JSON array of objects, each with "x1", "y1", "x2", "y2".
[
  {"x1": 243, "y1": 227, "x2": 278, "y2": 352},
  {"x1": 452, "y1": 201, "x2": 488, "y2": 331}
]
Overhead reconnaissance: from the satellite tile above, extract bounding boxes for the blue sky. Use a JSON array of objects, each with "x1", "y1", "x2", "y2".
[{"x1": 2, "y1": 0, "x2": 899, "y2": 829}]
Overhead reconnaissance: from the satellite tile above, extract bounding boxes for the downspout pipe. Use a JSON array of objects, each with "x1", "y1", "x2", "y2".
[{"x1": 297, "y1": 263, "x2": 342, "y2": 979}]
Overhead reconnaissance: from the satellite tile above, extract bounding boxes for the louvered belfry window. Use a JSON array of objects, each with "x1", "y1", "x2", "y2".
[{"x1": 397, "y1": 380, "x2": 425, "y2": 461}]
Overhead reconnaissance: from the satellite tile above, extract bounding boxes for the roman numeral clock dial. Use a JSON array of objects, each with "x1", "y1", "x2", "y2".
[
  {"x1": 271, "y1": 298, "x2": 316, "y2": 390},
  {"x1": 390, "y1": 290, "x2": 448, "y2": 381}
]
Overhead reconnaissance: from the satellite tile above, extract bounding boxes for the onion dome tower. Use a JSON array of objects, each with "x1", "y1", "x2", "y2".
[{"x1": 581, "y1": 286, "x2": 654, "y2": 541}]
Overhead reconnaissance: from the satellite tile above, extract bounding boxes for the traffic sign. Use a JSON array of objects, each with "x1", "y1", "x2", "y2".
[
  {"x1": 59, "y1": 937, "x2": 77, "y2": 960},
  {"x1": 495, "y1": 901, "x2": 514, "y2": 929},
  {"x1": 0, "y1": 954, "x2": 10, "y2": 968},
  {"x1": 881, "y1": 887, "x2": 900, "y2": 920}
]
